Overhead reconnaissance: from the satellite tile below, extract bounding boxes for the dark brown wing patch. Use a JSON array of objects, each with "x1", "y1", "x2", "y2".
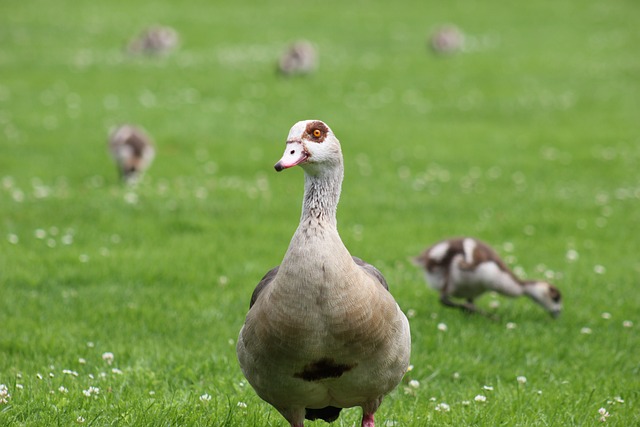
[{"x1": 294, "y1": 358, "x2": 356, "y2": 381}]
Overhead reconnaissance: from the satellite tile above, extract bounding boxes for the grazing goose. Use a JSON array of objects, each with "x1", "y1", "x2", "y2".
[
  {"x1": 107, "y1": 124, "x2": 155, "y2": 184},
  {"x1": 428, "y1": 25, "x2": 465, "y2": 54},
  {"x1": 278, "y1": 40, "x2": 318, "y2": 76},
  {"x1": 127, "y1": 25, "x2": 179, "y2": 55},
  {"x1": 237, "y1": 120, "x2": 411, "y2": 427},
  {"x1": 413, "y1": 237, "x2": 562, "y2": 317}
]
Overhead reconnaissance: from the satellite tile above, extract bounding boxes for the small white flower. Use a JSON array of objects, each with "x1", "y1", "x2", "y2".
[
  {"x1": 63, "y1": 369, "x2": 79, "y2": 377},
  {"x1": 34, "y1": 229, "x2": 47, "y2": 239},
  {"x1": 581, "y1": 327, "x2": 593, "y2": 334},
  {"x1": 237, "y1": 401, "x2": 247, "y2": 408},
  {"x1": 598, "y1": 407, "x2": 610, "y2": 422},
  {"x1": 111, "y1": 368, "x2": 123, "y2": 375},
  {"x1": 7, "y1": 234, "x2": 19, "y2": 244},
  {"x1": 36, "y1": 373, "x2": 43, "y2": 380},
  {"x1": 406, "y1": 309, "x2": 417, "y2": 318},
  {"x1": 0, "y1": 384, "x2": 10, "y2": 404},
  {"x1": 16, "y1": 384, "x2": 23, "y2": 390},
  {"x1": 102, "y1": 352, "x2": 114, "y2": 365},
  {"x1": 437, "y1": 322, "x2": 448, "y2": 332},
  {"x1": 406, "y1": 364, "x2": 414, "y2": 372},
  {"x1": 435, "y1": 402, "x2": 450, "y2": 412},
  {"x1": 461, "y1": 400, "x2": 471, "y2": 406},
  {"x1": 622, "y1": 320, "x2": 633, "y2": 328},
  {"x1": 601, "y1": 312, "x2": 612, "y2": 320},
  {"x1": 82, "y1": 386, "x2": 100, "y2": 397},
  {"x1": 78, "y1": 358, "x2": 87, "y2": 364},
  {"x1": 613, "y1": 396, "x2": 624, "y2": 404},
  {"x1": 565, "y1": 249, "x2": 579, "y2": 262},
  {"x1": 149, "y1": 391, "x2": 156, "y2": 396},
  {"x1": 474, "y1": 395, "x2": 487, "y2": 403},
  {"x1": 452, "y1": 372, "x2": 460, "y2": 380},
  {"x1": 408, "y1": 379, "x2": 420, "y2": 389},
  {"x1": 594, "y1": 265, "x2": 606, "y2": 275},
  {"x1": 506, "y1": 322, "x2": 517, "y2": 330},
  {"x1": 199, "y1": 393, "x2": 212, "y2": 402},
  {"x1": 483, "y1": 385, "x2": 494, "y2": 391},
  {"x1": 76, "y1": 416, "x2": 86, "y2": 424},
  {"x1": 517, "y1": 376, "x2": 527, "y2": 384},
  {"x1": 59, "y1": 386, "x2": 68, "y2": 394},
  {"x1": 87, "y1": 341, "x2": 95, "y2": 348}
]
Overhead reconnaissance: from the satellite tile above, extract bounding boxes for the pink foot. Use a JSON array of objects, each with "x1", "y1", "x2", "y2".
[{"x1": 362, "y1": 413, "x2": 375, "y2": 427}]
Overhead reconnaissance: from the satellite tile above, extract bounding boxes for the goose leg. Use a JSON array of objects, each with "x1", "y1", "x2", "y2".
[
  {"x1": 440, "y1": 294, "x2": 477, "y2": 313},
  {"x1": 362, "y1": 413, "x2": 375, "y2": 427}
]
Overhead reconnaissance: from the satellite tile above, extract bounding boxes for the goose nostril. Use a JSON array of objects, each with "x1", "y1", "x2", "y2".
[{"x1": 290, "y1": 150, "x2": 295, "y2": 155}]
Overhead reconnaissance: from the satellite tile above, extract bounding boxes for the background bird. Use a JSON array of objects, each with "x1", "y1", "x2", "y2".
[
  {"x1": 107, "y1": 124, "x2": 155, "y2": 184},
  {"x1": 413, "y1": 237, "x2": 562, "y2": 317},
  {"x1": 278, "y1": 40, "x2": 318, "y2": 76}
]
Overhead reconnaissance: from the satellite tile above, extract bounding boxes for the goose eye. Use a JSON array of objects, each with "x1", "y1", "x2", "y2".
[{"x1": 312, "y1": 129, "x2": 322, "y2": 138}]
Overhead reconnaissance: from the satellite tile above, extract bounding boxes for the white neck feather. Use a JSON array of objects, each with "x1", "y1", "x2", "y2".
[{"x1": 300, "y1": 160, "x2": 343, "y2": 228}]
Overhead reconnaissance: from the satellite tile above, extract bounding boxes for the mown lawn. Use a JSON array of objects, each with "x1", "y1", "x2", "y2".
[{"x1": 1, "y1": 0, "x2": 639, "y2": 425}]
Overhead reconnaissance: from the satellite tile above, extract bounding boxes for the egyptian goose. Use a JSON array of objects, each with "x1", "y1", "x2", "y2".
[
  {"x1": 237, "y1": 120, "x2": 411, "y2": 427},
  {"x1": 127, "y1": 25, "x2": 179, "y2": 55},
  {"x1": 413, "y1": 237, "x2": 562, "y2": 317},
  {"x1": 428, "y1": 25, "x2": 465, "y2": 54},
  {"x1": 107, "y1": 124, "x2": 155, "y2": 183},
  {"x1": 278, "y1": 41, "x2": 318, "y2": 76}
]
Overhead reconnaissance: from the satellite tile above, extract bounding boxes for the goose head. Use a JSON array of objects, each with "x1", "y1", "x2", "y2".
[
  {"x1": 523, "y1": 281, "x2": 563, "y2": 318},
  {"x1": 274, "y1": 120, "x2": 342, "y2": 174}
]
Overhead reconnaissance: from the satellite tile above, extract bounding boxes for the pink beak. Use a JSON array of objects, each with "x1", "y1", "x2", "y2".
[{"x1": 274, "y1": 141, "x2": 308, "y2": 171}]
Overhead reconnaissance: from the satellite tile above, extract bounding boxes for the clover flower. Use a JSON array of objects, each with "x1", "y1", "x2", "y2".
[
  {"x1": 474, "y1": 395, "x2": 487, "y2": 403},
  {"x1": 102, "y1": 352, "x2": 114, "y2": 365},
  {"x1": 199, "y1": 393, "x2": 212, "y2": 402},
  {"x1": 0, "y1": 384, "x2": 10, "y2": 405},
  {"x1": 517, "y1": 376, "x2": 527, "y2": 385},
  {"x1": 598, "y1": 407, "x2": 610, "y2": 422},
  {"x1": 435, "y1": 402, "x2": 450, "y2": 412},
  {"x1": 82, "y1": 386, "x2": 100, "y2": 397}
]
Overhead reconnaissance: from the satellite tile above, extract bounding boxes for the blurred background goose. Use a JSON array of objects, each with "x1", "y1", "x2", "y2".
[{"x1": 413, "y1": 237, "x2": 562, "y2": 317}]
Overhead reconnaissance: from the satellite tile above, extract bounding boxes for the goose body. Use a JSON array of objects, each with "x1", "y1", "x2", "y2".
[
  {"x1": 127, "y1": 25, "x2": 179, "y2": 55},
  {"x1": 237, "y1": 120, "x2": 411, "y2": 427},
  {"x1": 278, "y1": 41, "x2": 318, "y2": 76},
  {"x1": 413, "y1": 237, "x2": 562, "y2": 317},
  {"x1": 108, "y1": 124, "x2": 155, "y2": 183}
]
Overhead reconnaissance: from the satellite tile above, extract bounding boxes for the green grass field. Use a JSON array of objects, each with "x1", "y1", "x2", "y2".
[{"x1": 1, "y1": 0, "x2": 639, "y2": 425}]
